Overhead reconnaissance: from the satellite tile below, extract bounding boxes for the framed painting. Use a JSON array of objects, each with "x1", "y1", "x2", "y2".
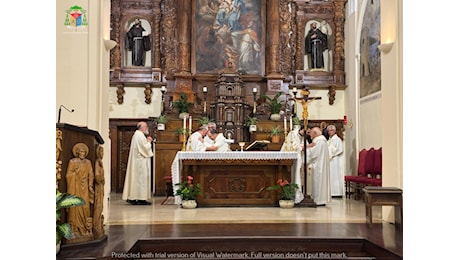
[
  {"x1": 192, "y1": 0, "x2": 265, "y2": 76},
  {"x1": 359, "y1": 0, "x2": 381, "y2": 98}
]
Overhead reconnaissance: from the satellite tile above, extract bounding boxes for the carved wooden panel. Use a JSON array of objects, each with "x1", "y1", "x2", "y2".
[{"x1": 182, "y1": 159, "x2": 294, "y2": 206}]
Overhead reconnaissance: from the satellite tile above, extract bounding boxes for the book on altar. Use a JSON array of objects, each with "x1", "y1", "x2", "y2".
[{"x1": 245, "y1": 140, "x2": 270, "y2": 151}]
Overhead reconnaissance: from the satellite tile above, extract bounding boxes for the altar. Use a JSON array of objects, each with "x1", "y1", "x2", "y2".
[{"x1": 171, "y1": 151, "x2": 304, "y2": 206}]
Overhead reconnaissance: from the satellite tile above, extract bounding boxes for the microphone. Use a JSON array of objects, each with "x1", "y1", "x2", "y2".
[{"x1": 57, "y1": 105, "x2": 75, "y2": 123}]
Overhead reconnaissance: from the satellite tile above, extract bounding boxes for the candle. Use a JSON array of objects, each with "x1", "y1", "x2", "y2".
[
  {"x1": 161, "y1": 86, "x2": 166, "y2": 92},
  {"x1": 203, "y1": 87, "x2": 207, "y2": 93},
  {"x1": 183, "y1": 116, "x2": 186, "y2": 130},
  {"x1": 290, "y1": 116, "x2": 293, "y2": 131},
  {"x1": 253, "y1": 88, "x2": 257, "y2": 93},
  {"x1": 189, "y1": 116, "x2": 192, "y2": 130},
  {"x1": 284, "y1": 116, "x2": 287, "y2": 132},
  {"x1": 293, "y1": 87, "x2": 297, "y2": 92},
  {"x1": 344, "y1": 115, "x2": 347, "y2": 125}
]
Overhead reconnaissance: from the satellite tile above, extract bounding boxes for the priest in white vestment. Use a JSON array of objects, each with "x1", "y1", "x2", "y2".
[
  {"x1": 122, "y1": 121, "x2": 154, "y2": 205},
  {"x1": 186, "y1": 126, "x2": 218, "y2": 151},
  {"x1": 327, "y1": 125, "x2": 344, "y2": 197},
  {"x1": 204, "y1": 122, "x2": 217, "y2": 146},
  {"x1": 207, "y1": 129, "x2": 231, "y2": 151},
  {"x1": 306, "y1": 127, "x2": 331, "y2": 205}
]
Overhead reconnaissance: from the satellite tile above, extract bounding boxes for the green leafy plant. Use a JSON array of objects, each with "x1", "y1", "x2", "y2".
[
  {"x1": 56, "y1": 190, "x2": 85, "y2": 245},
  {"x1": 292, "y1": 117, "x2": 301, "y2": 126},
  {"x1": 155, "y1": 115, "x2": 168, "y2": 124},
  {"x1": 198, "y1": 116, "x2": 213, "y2": 126},
  {"x1": 244, "y1": 116, "x2": 259, "y2": 127},
  {"x1": 263, "y1": 92, "x2": 285, "y2": 114},
  {"x1": 269, "y1": 125, "x2": 282, "y2": 137},
  {"x1": 175, "y1": 175, "x2": 202, "y2": 200},
  {"x1": 172, "y1": 92, "x2": 193, "y2": 113},
  {"x1": 266, "y1": 179, "x2": 299, "y2": 200},
  {"x1": 175, "y1": 127, "x2": 188, "y2": 136}
]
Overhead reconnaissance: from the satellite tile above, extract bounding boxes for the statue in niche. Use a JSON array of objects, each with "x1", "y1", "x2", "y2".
[
  {"x1": 305, "y1": 21, "x2": 328, "y2": 70},
  {"x1": 66, "y1": 143, "x2": 94, "y2": 239},
  {"x1": 304, "y1": 20, "x2": 332, "y2": 72},
  {"x1": 125, "y1": 18, "x2": 151, "y2": 66}
]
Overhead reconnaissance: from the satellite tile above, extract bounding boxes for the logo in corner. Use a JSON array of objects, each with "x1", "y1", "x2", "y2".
[{"x1": 64, "y1": 5, "x2": 88, "y2": 30}]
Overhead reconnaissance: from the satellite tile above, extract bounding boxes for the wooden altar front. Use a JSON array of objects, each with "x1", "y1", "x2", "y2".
[{"x1": 171, "y1": 152, "x2": 302, "y2": 207}]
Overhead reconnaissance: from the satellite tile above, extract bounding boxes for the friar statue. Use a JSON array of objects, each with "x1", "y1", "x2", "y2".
[{"x1": 125, "y1": 18, "x2": 151, "y2": 66}]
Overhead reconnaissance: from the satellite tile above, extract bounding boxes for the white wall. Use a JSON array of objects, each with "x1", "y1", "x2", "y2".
[
  {"x1": 108, "y1": 85, "x2": 163, "y2": 118},
  {"x1": 56, "y1": 0, "x2": 112, "y2": 222}
]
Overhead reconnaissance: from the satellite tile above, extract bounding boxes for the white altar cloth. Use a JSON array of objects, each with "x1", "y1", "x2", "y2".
[{"x1": 171, "y1": 151, "x2": 304, "y2": 204}]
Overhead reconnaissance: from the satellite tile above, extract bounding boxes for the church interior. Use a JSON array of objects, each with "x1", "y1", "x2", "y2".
[{"x1": 51, "y1": 0, "x2": 416, "y2": 258}]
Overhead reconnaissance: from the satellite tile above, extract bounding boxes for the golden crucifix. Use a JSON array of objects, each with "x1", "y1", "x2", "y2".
[{"x1": 292, "y1": 89, "x2": 321, "y2": 130}]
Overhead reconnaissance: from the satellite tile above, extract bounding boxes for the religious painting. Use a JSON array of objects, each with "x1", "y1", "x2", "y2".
[
  {"x1": 359, "y1": 0, "x2": 381, "y2": 98},
  {"x1": 193, "y1": 0, "x2": 265, "y2": 76},
  {"x1": 303, "y1": 19, "x2": 333, "y2": 72}
]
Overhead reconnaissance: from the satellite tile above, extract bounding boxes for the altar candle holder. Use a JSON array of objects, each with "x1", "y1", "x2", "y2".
[
  {"x1": 252, "y1": 88, "x2": 257, "y2": 114},
  {"x1": 203, "y1": 87, "x2": 208, "y2": 114},
  {"x1": 292, "y1": 87, "x2": 298, "y2": 116},
  {"x1": 161, "y1": 86, "x2": 166, "y2": 115}
]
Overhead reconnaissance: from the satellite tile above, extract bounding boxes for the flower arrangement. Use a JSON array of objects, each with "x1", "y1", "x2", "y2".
[
  {"x1": 175, "y1": 175, "x2": 202, "y2": 201},
  {"x1": 266, "y1": 179, "x2": 299, "y2": 200}
]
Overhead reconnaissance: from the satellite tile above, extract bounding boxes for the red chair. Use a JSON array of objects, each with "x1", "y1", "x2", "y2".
[
  {"x1": 367, "y1": 147, "x2": 382, "y2": 186},
  {"x1": 359, "y1": 147, "x2": 382, "y2": 188},
  {"x1": 344, "y1": 149, "x2": 368, "y2": 199}
]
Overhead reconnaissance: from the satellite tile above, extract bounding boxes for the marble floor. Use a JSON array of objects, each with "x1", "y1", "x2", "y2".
[
  {"x1": 57, "y1": 194, "x2": 403, "y2": 260},
  {"x1": 106, "y1": 193, "x2": 381, "y2": 225}
]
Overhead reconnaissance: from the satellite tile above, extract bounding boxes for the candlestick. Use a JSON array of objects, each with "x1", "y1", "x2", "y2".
[
  {"x1": 284, "y1": 116, "x2": 287, "y2": 132},
  {"x1": 160, "y1": 86, "x2": 166, "y2": 115},
  {"x1": 183, "y1": 116, "x2": 186, "y2": 130},
  {"x1": 203, "y1": 87, "x2": 207, "y2": 114},
  {"x1": 253, "y1": 90, "x2": 257, "y2": 114}
]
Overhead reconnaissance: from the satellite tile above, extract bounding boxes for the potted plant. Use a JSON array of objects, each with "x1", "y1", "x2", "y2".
[
  {"x1": 263, "y1": 92, "x2": 285, "y2": 121},
  {"x1": 56, "y1": 190, "x2": 85, "y2": 252},
  {"x1": 245, "y1": 116, "x2": 259, "y2": 132},
  {"x1": 269, "y1": 125, "x2": 282, "y2": 143},
  {"x1": 174, "y1": 175, "x2": 202, "y2": 208},
  {"x1": 155, "y1": 115, "x2": 168, "y2": 130},
  {"x1": 176, "y1": 127, "x2": 188, "y2": 142},
  {"x1": 266, "y1": 179, "x2": 299, "y2": 208},
  {"x1": 172, "y1": 92, "x2": 193, "y2": 119}
]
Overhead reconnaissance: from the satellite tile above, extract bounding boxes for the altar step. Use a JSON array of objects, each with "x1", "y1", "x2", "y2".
[{"x1": 129, "y1": 237, "x2": 402, "y2": 260}]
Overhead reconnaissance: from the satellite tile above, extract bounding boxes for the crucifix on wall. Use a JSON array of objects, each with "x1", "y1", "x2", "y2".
[{"x1": 292, "y1": 88, "x2": 321, "y2": 130}]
